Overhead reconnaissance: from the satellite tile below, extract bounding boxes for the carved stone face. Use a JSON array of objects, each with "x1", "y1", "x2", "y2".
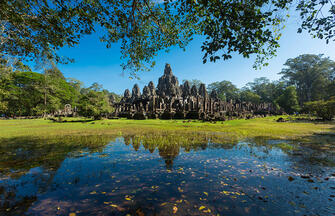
[
  {"x1": 182, "y1": 81, "x2": 191, "y2": 98},
  {"x1": 164, "y1": 63, "x2": 172, "y2": 76},
  {"x1": 157, "y1": 64, "x2": 181, "y2": 97},
  {"x1": 124, "y1": 89, "x2": 131, "y2": 98},
  {"x1": 199, "y1": 83, "x2": 208, "y2": 98},
  {"x1": 191, "y1": 85, "x2": 198, "y2": 97},
  {"x1": 148, "y1": 81, "x2": 156, "y2": 96},
  {"x1": 132, "y1": 84, "x2": 141, "y2": 99},
  {"x1": 142, "y1": 86, "x2": 150, "y2": 98}
]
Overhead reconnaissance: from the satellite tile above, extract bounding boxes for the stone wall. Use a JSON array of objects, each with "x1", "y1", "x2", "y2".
[{"x1": 113, "y1": 64, "x2": 279, "y2": 120}]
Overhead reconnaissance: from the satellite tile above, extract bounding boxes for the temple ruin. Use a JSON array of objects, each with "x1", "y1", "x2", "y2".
[{"x1": 113, "y1": 64, "x2": 278, "y2": 120}]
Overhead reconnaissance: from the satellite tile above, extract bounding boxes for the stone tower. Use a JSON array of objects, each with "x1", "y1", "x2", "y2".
[
  {"x1": 156, "y1": 64, "x2": 181, "y2": 97},
  {"x1": 199, "y1": 83, "x2": 208, "y2": 98},
  {"x1": 148, "y1": 81, "x2": 156, "y2": 96},
  {"x1": 182, "y1": 81, "x2": 191, "y2": 98},
  {"x1": 131, "y1": 84, "x2": 141, "y2": 100}
]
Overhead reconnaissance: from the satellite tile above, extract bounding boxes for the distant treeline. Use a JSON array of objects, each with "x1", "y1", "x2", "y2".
[
  {"x1": 0, "y1": 56, "x2": 121, "y2": 118},
  {"x1": 1, "y1": 54, "x2": 334, "y2": 120}
]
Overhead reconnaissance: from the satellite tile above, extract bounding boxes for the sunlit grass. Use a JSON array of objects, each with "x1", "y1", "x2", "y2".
[{"x1": 0, "y1": 116, "x2": 333, "y2": 141}]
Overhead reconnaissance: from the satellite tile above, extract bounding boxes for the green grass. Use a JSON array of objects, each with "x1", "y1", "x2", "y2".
[{"x1": 0, "y1": 116, "x2": 334, "y2": 141}]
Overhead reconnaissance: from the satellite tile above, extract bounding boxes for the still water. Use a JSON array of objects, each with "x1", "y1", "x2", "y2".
[{"x1": 1, "y1": 134, "x2": 335, "y2": 215}]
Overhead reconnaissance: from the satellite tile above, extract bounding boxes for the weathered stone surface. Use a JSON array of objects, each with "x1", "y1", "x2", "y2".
[
  {"x1": 124, "y1": 89, "x2": 131, "y2": 98},
  {"x1": 113, "y1": 63, "x2": 281, "y2": 120},
  {"x1": 148, "y1": 81, "x2": 156, "y2": 96},
  {"x1": 156, "y1": 64, "x2": 181, "y2": 97},
  {"x1": 133, "y1": 112, "x2": 146, "y2": 120},
  {"x1": 199, "y1": 83, "x2": 208, "y2": 98},
  {"x1": 210, "y1": 90, "x2": 218, "y2": 99},
  {"x1": 142, "y1": 86, "x2": 150, "y2": 98},
  {"x1": 131, "y1": 84, "x2": 141, "y2": 100},
  {"x1": 191, "y1": 85, "x2": 198, "y2": 97},
  {"x1": 182, "y1": 81, "x2": 191, "y2": 98}
]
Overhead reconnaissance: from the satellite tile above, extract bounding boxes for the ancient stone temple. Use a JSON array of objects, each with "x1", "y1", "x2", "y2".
[{"x1": 113, "y1": 64, "x2": 278, "y2": 120}]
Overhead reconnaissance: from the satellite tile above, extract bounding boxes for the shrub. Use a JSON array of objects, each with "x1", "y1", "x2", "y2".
[
  {"x1": 77, "y1": 90, "x2": 111, "y2": 120},
  {"x1": 305, "y1": 99, "x2": 335, "y2": 120}
]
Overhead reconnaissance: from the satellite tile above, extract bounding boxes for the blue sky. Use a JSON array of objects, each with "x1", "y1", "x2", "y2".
[{"x1": 57, "y1": 15, "x2": 335, "y2": 95}]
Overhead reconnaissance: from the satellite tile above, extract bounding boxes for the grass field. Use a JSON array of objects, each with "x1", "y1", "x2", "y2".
[{"x1": 0, "y1": 116, "x2": 334, "y2": 141}]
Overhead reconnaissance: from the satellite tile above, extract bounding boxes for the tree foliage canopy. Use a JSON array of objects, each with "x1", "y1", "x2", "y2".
[
  {"x1": 208, "y1": 80, "x2": 239, "y2": 101},
  {"x1": 245, "y1": 77, "x2": 286, "y2": 103},
  {"x1": 239, "y1": 90, "x2": 261, "y2": 104},
  {"x1": 77, "y1": 88, "x2": 111, "y2": 120},
  {"x1": 275, "y1": 85, "x2": 300, "y2": 114},
  {"x1": 0, "y1": 57, "x2": 118, "y2": 118},
  {"x1": 280, "y1": 54, "x2": 335, "y2": 105},
  {"x1": 1, "y1": 0, "x2": 335, "y2": 75}
]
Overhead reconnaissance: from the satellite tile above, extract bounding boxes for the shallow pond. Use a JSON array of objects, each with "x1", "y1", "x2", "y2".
[{"x1": 1, "y1": 134, "x2": 335, "y2": 215}]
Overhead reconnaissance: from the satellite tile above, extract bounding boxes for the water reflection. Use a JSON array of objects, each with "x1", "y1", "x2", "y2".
[{"x1": 0, "y1": 133, "x2": 334, "y2": 215}]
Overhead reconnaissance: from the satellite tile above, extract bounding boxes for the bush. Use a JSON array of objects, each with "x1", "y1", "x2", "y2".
[
  {"x1": 77, "y1": 90, "x2": 111, "y2": 119},
  {"x1": 305, "y1": 99, "x2": 335, "y2": 120},
  {"x1": 275, "y1": 86, "x2": 300, "y2": 114}
]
